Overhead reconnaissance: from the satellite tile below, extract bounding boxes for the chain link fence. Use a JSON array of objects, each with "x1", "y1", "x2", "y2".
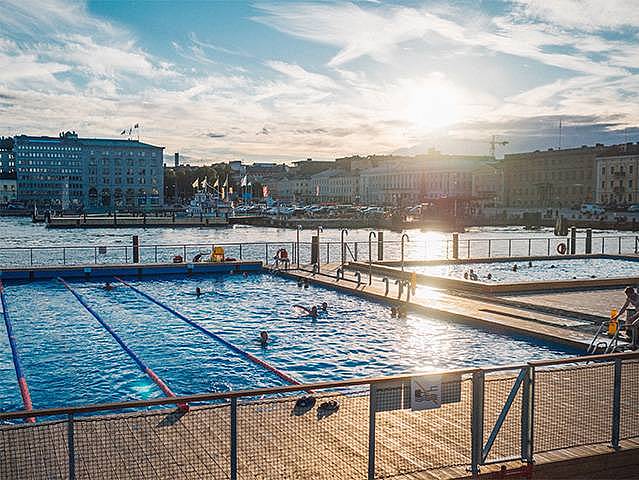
[{"x1": 1, "y1": 354, "x2": 638, "y2": 480}]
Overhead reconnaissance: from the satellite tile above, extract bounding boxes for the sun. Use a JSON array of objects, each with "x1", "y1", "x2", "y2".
[{"x1": 398, "y1": 75, "x2": 463, "y2": 130}]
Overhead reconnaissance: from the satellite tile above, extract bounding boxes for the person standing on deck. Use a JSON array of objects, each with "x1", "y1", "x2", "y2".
[{"x1": 612, "y1": 287, "x2": 639, "y2": 348}]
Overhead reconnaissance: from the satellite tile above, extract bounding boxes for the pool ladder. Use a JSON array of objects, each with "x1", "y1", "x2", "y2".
[{"x1": 587, "y1": 322, "x2": 622, "y2": 354}]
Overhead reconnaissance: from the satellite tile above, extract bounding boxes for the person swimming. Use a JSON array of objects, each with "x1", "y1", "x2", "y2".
[
  {"x1": 512, "y1": 264, "x2": 518, "y2": 272},
  {"x1": 320, "y1": 302, "x2": 327, "y2": 312},
  {"x1": 294, "y1": 305, "x2": 318, "y2": 318},
  {"x1": 103, "y1": 282, "x2": 115, "y2": 291},
  {"x1": 528, "y1": 261, "x2": 533, "y2": 268},
  {"x1": 468, "y1": 269, "x2": 478, "y2": 281},
  {"x1": 259, "y1": 331, "x2": 269, "y2": 346},
  {"x1": 463, "y1": 272, "x2": 469, "y2": 280},
  {"x1": 196, "y1": 287, "x2": 202, "y2": 297},
  {"x1": 303, "y1": 279, "x2": 310, "y2": 289},
  {"x1": 486, "y1": 273, "x2": 493, "y2": 280},
  {"x1": 390, "y1": 306, "x2": 397, "y2": 317},
  {"x1": 297, "y1": 279, "x2": 303, "y2": 288}
]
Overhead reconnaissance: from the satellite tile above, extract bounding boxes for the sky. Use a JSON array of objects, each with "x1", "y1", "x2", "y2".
[{"x1": 0, "y1": 0, "x2": 638, "y2": 164}]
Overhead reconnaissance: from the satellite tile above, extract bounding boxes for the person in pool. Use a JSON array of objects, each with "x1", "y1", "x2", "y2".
[
  {"x1": 196, "y1": 287, "x2": 202, "y2": 297},
  {"x1": 103, "y1": 282, "x2": 115, "y2": 291},
  {"x1": 320, "y1": 302, "x2": 327, "y2": 312},
  {"x1": 469, "y1": 269, "x2": 478, "y2": 281},
  {"x1": 612, "y1": 286, "x2": 639, "y2": 348},
  {"x1": 259, "y1": 331, "x2": 269, "y2": 346},
  {"x1": 294, "y1": 305, "x2": 318, "y2": 319}
]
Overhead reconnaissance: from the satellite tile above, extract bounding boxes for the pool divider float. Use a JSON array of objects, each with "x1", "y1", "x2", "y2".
[
  {"x1": 113, "y1": 276, "x2": 309, "y2": 391},
  {"x1": 57, "y1": 277, "x2": 189, "y2": 413},
  {"x1": 0, "y1": 280, "x2": 35, "y2": 423}
]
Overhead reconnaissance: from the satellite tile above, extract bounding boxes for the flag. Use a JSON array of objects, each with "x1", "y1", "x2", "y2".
[
  {"x1": 240, "y1": 175, "x2": 248, "y2": 187},
  {"x1": 202, "y1": 176, "x2": 208, "y2": 189},
  {"x1": 213, "y1": 178, "x2": 219, "y2": 188},
  {"x1": 192, "y1": 178, "x2": 199, "y2": 189},
  {"x1": 223, "y1": 175, "x2": 229, "y2": 188},
  {"x1": 120, "y1": 129, "x2": 126, "y2": 135},
  {"x1": 316, "y1": 184, "x2": 320, "y2": 197},
  {"x1": 262, "y1": 185, "x2": 270, "y2": 198},
  {"x1": 229, "y1": 187, "x2": 234, "y2": 195}
]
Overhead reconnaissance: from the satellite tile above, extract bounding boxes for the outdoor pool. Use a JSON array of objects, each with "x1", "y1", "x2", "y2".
[
  {"x1": 405, "y1": 257, "x2": 639, "y2": 283},
  {"x1": 0, "y1": 273, "x2": 580, "y2": 413}
]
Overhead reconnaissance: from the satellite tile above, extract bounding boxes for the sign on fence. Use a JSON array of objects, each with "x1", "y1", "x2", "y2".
[
  {"x1": 374, "y1": 373, "x2": 462, "y2": 412},
  {"x1": 411, "y1": 375, "x2": 442, "y2": 410}
]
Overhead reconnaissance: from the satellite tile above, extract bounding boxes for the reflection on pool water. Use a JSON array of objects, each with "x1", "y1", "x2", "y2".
[
  {"x1": 0, "y1": 273, "x2": 580, "y2": 412},
  {"x1": 408, "y1": 257, "x2": 639, "y2": 283}
]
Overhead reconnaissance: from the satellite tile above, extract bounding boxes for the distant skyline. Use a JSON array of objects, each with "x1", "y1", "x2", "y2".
[{"x1": 1, "y1": 0, "x2": 638, "y2": 164}]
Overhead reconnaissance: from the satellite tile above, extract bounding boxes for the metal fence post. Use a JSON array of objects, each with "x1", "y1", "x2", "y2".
[
  {"x1": 602, "y1": 237, "x2": 605, "y2": 254},
  {"x1": 547, "y1": 238, "x2": 550, "y2": 257},
  {"x1": 239, "y1": 244, "x2": 243, "y2": 260},
  {"x1": 125, "y1": 247, "x2": 128, "y2": 263},
  {"x1": 467, "y1": 239, "x2": 471, "y2": 259},
  {"x1": 265, "y1": 243, "x2": 268, "y2": 263},
  {"x1": 508, "y1": 239, "x2": 512, "y2": 257},
  {"x1": 63, "y1": 247, "x2": 66, "y2": 265},
  {"x1": 368, "y1": 384, "x2": 377, "y2": 480},
  {"x1": 67, "y1": 413, "x2": 75, "y2": 480},
  {"x1": 30, "y1": 249, "x2": 33, "y2": 266},
  {"x1": 611, "y1": 359, "x2": 622, "y2": 450},
  {"x1": 471, "y1": 370, "x2": 484, "y2": 475},
  {"x1": 521, "y1": 365, "x2": 535, "y2": 464},
  {"x1": 183, "y1": 245, "x2": 187, "y2": 262},
  {"x1": 230, "y1": 397, "x2": 238, "y2": 480},
  {"x1": 154, "y1": 246, "x2": 158, "y2": 263},
  {"x1": 618, "y1": 236, "x2": 622, "y2": 255},
  {"x1": 487, "y1": 239, "x2": 491, "y2": 258},
  {"x1": 528, "y1": 239, "x2": 532, "y2": 257},
  {"x1": 326, "y1": 242, "x2": 330, "y2": 264},
  {"x1": 354, "y1": 242, "x2": 358, "y2": 261}
]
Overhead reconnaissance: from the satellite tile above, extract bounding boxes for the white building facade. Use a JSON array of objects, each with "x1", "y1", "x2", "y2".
[{"x1": 596, "y1": 153, "x2": 639, "y2": 205}]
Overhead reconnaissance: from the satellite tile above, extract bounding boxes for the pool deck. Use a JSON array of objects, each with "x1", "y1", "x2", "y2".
[{"x1": 2, "y1": 380, "x2": 638, "y2": 480}]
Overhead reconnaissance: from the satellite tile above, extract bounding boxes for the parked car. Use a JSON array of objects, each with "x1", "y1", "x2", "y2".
[
  {"x1": 580, "y1": 203, "x2": 605, "y2": 215},
  {"x1": 627, "y1": 204, "x2": 639, "y2": 213}
]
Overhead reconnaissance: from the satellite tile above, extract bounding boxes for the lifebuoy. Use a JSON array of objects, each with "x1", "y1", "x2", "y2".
[
  {"x1": 173, "y1": 255, "x2": 183, "y2": 263},
  {"x1": 556, "y1": 243, "x2": 566, "y2": 255}
]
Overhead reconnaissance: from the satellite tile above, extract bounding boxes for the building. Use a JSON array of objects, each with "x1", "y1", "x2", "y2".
[
  {"x1": 502, "y1": 146, "x2": 601, "y2": 208},
  {"x1": 595, "y1": 143, "x2": 639, "y2": 206},
  {"x1": 359, "y1": 152, "x2": 490, "y2": 205},
  {"x1": 274, "y1": 176, "x2": 312, "y2": 203},
  {"x1": 0, "y1": 137, "x2": 15, "y2": 173},
  {"x1": 472, "y1": 163, "x2": 504, "y2": 207},
  {"x1": 0, "y1": 173, "x2": 17, "y2": 204},
  {"x1": 310, "y1": 169, "x2": 360, "y2": 203},
  {"x1": 13, "y1": 131, "x2": 164, "y2": 211}
]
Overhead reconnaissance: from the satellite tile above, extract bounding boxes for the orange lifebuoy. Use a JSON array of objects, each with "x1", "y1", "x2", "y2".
[
  {"x1": 173, "y1": 255, "x2": 183, "y2": 263},
  {"x1": 556, "y1": 243, "x2": 566, "y2": 255}
]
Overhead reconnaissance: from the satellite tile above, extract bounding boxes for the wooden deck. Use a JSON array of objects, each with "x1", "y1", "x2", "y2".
[{"x1": 2, "y1": 363, "x2": 638, "y2": 480}]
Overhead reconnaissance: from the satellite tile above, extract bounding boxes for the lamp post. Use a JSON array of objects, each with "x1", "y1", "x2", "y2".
[
  {"x1": 316, "y1": 225, "x2": 323, "y2": 272},
  {"x1": 368, "y1": 231, "x2": 377, "y2": 285}
]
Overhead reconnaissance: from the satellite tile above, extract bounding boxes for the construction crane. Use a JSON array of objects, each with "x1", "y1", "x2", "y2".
[{"x1": 488, "y1": 135, "x2": 509, "y2": 159}]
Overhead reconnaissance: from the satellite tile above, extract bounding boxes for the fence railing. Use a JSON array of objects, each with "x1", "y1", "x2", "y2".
[
  {"x1": 0, "y1": 235, "x2": 638, "y2": 269},
  {"x1": 1, "y1": 351, "x2": 638, "y2": 479}
]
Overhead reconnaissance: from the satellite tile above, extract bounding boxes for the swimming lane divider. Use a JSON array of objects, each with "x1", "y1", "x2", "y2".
[
  {"x1": 57, "y1": 278, "x2": 189, "y2": 412},
  {"x1": 0, "y1": 280, "x2": 35, "y2": 423},
  {"x1": 113, "y1": 276, "x2": 307, "y2": 390}
]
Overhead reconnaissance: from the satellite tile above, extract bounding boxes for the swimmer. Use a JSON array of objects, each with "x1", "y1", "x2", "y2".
[
  {"x1": 103, "y1": 282, "x2": 115, "y2": 291},
  {"x1": 528, "y1": 261, "x2": 533, "y2": 268},
  {"x1": 612, "y1": 287, "x2": 639, "y2": 348},
  {"x1": 196, "y1": 287, "x2": 202, "y2": 297},
  {"x1": 469, "y1": 269, "x2": 478, "y2": 281},
  {"x1": 297, "y1": 279, "x2": 303, "y2": 288},
  {"x1": 486, "y1": 273, "x2": 493, "y2": 280},
  {"x1": 398, "y1": 307, "x2": 407, "y2": 318},
  {"x1": 259, "y1": 330, "x2": 269, "y2": 346},
  {"x1": 303, "y1": 279, "x2": 310, "y2": 289},
  {"x1": 512, "y1": 264, "x2": 518, "y2": 272},
  {"x1": 320, "y1": 302, "x2": 328, "y2": 312},
  {"x1": 243, "y1": 272, "x2": 248, "y2": 278},
  {"x1": 463, "y1": 272, "x2": 469, "y2": 280},
  {"x1": 390, "y1": 306, "x2": 397, "y2": 318},
  {"x1": 294, "y1": 304, "x2": 318, "y2": 319}
]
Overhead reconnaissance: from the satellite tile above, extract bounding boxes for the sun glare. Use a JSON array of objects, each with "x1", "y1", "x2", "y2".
[{"x1": 398, "y1": 76, "x2": 463, "y2": 130}]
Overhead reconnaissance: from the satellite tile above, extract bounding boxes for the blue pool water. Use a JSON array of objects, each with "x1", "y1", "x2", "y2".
[
  {"x1": 408, "y1": 257, "x2": 639, "y2": 283},
  {"x1": 0, "y1": 273, "x2": 580, "y2": 413}
]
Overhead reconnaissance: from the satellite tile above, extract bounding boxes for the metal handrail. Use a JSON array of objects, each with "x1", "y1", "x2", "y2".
[{"x1": 2, "y1": 350, "x2": 638, "y2": 421}]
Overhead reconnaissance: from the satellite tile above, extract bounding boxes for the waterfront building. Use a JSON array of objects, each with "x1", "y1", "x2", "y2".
[
  {"x1": 13, "y1": 131, "x2": 164, "y2": 211},
  {"x1": 0, "y1": 172, "x2": 17, "y2": 204},
  {"x1": 310, "y1": 169, "x2": 360, "y2": 203},
  {"x1": 502, "y1": 146, "x2": 600, "y2": 208},
  {"x1": 359, "y1": 152, "x2": 490, "y2": 205},
  {"x1": 0, "y1": 137, "x2": 15, "y2": 173},
  {"x1": 472, "y1": 162, "x2": 504, "y2": 207},
  {"x1": 274, "y1": 175, "x2": 312, "y2": 203},
  {"x1": 595, "y1": 143, "x2": 639, "y2": 206}
]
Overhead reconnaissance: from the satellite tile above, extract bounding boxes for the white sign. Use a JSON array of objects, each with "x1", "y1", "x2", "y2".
[{"x1": 411, "y1": 375, "x2": 442, "y2": 411}]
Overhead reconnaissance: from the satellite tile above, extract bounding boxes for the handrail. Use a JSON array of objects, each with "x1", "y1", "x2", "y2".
[{"x1": 2, "y1": 350, "x2": 638, "y2": 421}]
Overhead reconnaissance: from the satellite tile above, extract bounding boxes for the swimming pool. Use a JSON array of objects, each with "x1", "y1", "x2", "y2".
[
  {"x1": 0, "y1": 273, "x2": 580, "y2": 413},
  {"x1": 404, "y1": 257, "x2": 639, "y2": 283}
]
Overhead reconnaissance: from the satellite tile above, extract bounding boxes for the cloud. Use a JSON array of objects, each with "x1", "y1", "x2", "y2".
[
  {"x1": 265, "y1": 60, "x2": 339, "y2": 90},
  {"x1": 205, "y1": 132, "x2": 226, "y2": 138}
]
